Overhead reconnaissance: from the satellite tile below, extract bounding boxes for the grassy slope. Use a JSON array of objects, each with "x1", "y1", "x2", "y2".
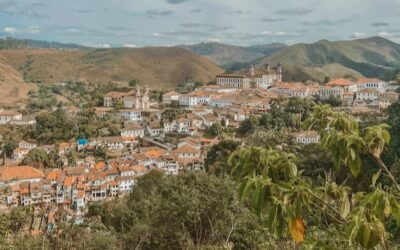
[
  {"x1": 0, "y1": 61, "x2": 36, "y2": 106},
  {"x1": 257, "y1": 37, "x2": 400, "y2": 82},
  {"x1": 0, "y1": 47, "x2": 223, "y2": 90},
  {"x1": 180, "y1": 42, "x2": 287, "y2": 66}
]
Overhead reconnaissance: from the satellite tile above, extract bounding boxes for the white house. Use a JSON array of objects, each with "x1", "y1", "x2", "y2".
[
  {"x1": 319, "y1": 86, "x2": 344, "y2": 100},
  {"x1": 209, "y1": 94, "x2": 235, "y2": 107},
  {"x1": 162, "y1": 91, "x2": 180, "y2": 104},
  {"x1": 356, "y1": 89, "x2": 380, "y2": 103},
  {"x1": 120, "y1": 122, "x2": 145, "y2": 138},
  {"x1": 179, "y1": 95, "x2": 198, "y2": 106},
  {"x1": 172, "y1": 145, "x2": 201, "y2": 159},
  {"x1": 116, "y1": 175, "x2": 138, "y2": 193},
  {"x1": 294, "y1": 131, "x2": 320, "y2": 144},
  {"x1": 217, "y1": 64, "x2": 282, "y2": 89},
  {"x1": 91, "y1": 137, "x2": 124, "y2": 151},
  {"x1": 146, "y1": 122, "x2": 164, "y2": 137},
  {"x1": 19, "y1": 140, "x2": 37, "y2": 150},
  {"x1": 0, "y1": 109, "x2": 22, "y2": 124},
  {"x1": 357, "y1": 78, "x2": 387, "y2": 93},
  {"x1": 119, "y1": 109, "x2": 142, "y2": 121}
]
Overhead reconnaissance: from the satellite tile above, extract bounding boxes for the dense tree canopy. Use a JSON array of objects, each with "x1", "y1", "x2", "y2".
[
  {"x1": 230, "y1": 104, "x2": 400, "y2": 249},
  {"x1": 85, "y1": 171, "x2": 267, "y2": 249}
]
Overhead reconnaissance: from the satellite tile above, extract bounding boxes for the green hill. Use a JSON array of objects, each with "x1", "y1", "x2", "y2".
[
  {"x1": 179, "y1": 42, "x2": 287, "y2": 67},
  {"x1": 255, "y1": 37, "x2": 400, "y2": 82},
  {"x1": 0, "y1": 37, "x2": 86, "y2": 50}
]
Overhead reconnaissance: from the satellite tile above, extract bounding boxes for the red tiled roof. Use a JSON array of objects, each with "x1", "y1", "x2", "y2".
[
  {"x1": 356, "y1": 78, "x2": 382, "y2": 84},
  {"x1": 0, "y1": 166, "x2": 44, "y2": 182},
  {"x1": 326, "y1": 78, "x2": 354, "y2": 87}
]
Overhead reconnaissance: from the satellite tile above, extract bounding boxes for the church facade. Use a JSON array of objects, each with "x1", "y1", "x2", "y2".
[
  {"x1": 104, "y1": 86, "x2": 150, "y2": 110},
  {"x1": 216, "y1": 64, "x2": 282, "y2": 89}
]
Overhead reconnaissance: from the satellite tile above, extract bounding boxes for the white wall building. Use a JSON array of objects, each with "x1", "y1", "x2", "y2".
[
  {"x1": 119, "y1": 109, "x2": 142, "y2": 121},
  {"x1": 179, "y1": 95, "x2": 198, "y2": 106},
  {"x1": 0, "y1": 109, "x2": 22, "y2": 124}
]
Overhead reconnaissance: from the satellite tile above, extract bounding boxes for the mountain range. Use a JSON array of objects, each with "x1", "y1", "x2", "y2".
[
  {"x1": 1, "y1": 36, "x2": 400, "y2": 105},
  {"x1": 0, "y1": 38, "x2": 86, "y2": 50},
  {"x1": 178, "y1": 42, "x2": 287, "y2": 67},
  {"x1": 182, "y1": 37, "x2": 400, "y2": 82}
]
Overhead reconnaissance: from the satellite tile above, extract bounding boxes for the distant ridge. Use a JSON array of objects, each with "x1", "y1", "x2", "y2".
[
  {"x1": 0, "y1": 47, "x2": 223, "y2": 88},
  {"x1": 178, "y1": 42, "x2": 287, "y2": 67},
  {"x1": 252, "y1": 36, "x2": 400, "y2": 82},
  {"x1": 0, "y1": 37, "x2": 87, "y2": 50}
]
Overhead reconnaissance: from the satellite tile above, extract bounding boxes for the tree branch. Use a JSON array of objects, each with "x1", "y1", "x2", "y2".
[{"x1": 373, "y1": 156, "x2": 400, "y2": 192}]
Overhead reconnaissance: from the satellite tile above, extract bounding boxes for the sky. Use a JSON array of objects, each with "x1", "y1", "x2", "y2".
[{"x1": 1, "y1": 0, "x2": 400, "y2": 47}]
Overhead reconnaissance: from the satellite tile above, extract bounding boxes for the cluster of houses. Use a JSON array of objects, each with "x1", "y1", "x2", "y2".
[
  {"x1": 0, "y1": 64, "x2": 398, "y2": 213},
  {"x1": 165, "y1": 67, "x2": 398, "y2": 110},
  {"x1": 1, "y1": 135, "x2": 219, "y2": 210},
  {"x1": 315, "y1": 78, "x2": 398, "y2": 108}
]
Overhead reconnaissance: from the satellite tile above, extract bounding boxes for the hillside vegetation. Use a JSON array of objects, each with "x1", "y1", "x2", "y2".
[
  {"x1": 179, "y1": 42, "x2": 287, "y2": 67},
  {"x1": 0, "y1": 47, "x2": 222, "y2": 103},
  {"x1": 256, "y1": 37, "x2": 400, "y2": 82},
  {"x1": 0, "y1": 62, "x2": 36, "y2": 106}
]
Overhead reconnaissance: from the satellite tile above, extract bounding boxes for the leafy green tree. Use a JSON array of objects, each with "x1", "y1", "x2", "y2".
[
  {"x1": 23, "y1": 148, "x2": 49, "y2": 168},
  {"x1": 237, "y1": 115, "x2": 259, "y2": 135},
  {"x1": 96, "y1": 171, "x2": 266, "y2": 249},
  {"x1": 206, "y1": 139, "x2": 240, "y2": 176},
  {"x1": 207, "y1": 121, "x2": 223, "y2": 137},
  {"x1": 230, "y1": 105, "x2": 400, "y2": 249},
  {"x1": 387, "y1": 102, "x2": 400, "y2": 157},
  {"x1": 35, "y1": 108, "x2": 77, "y2": 144}
]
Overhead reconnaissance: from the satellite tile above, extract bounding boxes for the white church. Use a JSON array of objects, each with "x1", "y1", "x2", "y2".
[
  {"x1": 216, "y1": 64, "x2": 283, "y2": 89},
  {"x1": 104, "y1": 86, "x2": 150, "y2": 110}
]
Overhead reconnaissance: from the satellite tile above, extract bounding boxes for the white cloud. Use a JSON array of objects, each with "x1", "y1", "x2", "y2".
[
  {"x1": 378, "y1": 32, "x2": 393, "y2": 38},
  {"x1": 95, "y1": 43, "x2": 111, "y2": 48},
  {"x1": 260, "y1": 31, "x2": 299, "y2": 36},
  {"x1": 4, "y1": 27, "x2": 16, "y2": 34},
  {"x1": 27, "y1": 26, "x2": 41, "y2": 34},
  {"x1": 65, "y1": 28, "x2": 81, "y2": 33},
  {"x1": 351, "y1": 32, "x2": 367, "y2": 38},
  {"x1": 123, "y1": 44, "x2": 137, "y2": 48}
]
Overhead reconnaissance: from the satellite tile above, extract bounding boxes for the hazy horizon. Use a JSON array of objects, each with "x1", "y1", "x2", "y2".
[{"x1": 1, "y1": 0, "x2": 400, "y2": 47}]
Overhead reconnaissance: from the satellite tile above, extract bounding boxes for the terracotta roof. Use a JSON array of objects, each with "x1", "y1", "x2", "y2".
[
  {"x1": 357, "y1": 78, "x2": 382, "y2": 84},
  {"x1": 131, "y1": 165, "x2": 148, "y2": 173},
  {"x1": 0, "y1": 110, "x2": 21, "y2": 116},
  {"x1": 121, "y1": 122, "x2": 143, "y2": 132},
  {"x1": 173, "y1": 145, "x2": 200, "y2": 154},
  {"x1": 46, "y1": 169, "x2": 62, "y2": 181},
  {"x1": 66, "y1": 167, "x2": 86, "y2": 176},
  {"x1": 115, "y1": 175, "x2": 139, "y2": 182},
  {"x1": 144, "y1": 149, "x2": 164, "y2": 158},
  {"x1": 326, "y1": 78, "x2": 354, "y2": 87},
  {"x1": 63, "y1": 176, "x2": 74, "y2": 187},
  {"x1": 59, "y1": 142, "x2": 71, "y2": 149},
  {"x1": 163, "y1": 91, "x2": 180, "y2": 97},
  {"x1": 13, "y1": 147, "x2": 29, "y2": 153},
  {"x1": 95, "y1": 162, "x2": 107, "y2": 169},
  {"x1": 0, "y1": 166, "x2": 44, "y2": 182}
]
